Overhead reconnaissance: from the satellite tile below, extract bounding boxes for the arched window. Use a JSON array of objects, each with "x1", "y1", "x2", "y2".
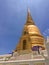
[
  {"x1": 23, "y1": 40, "x2": 26, "y2": 50},
  {"x1": 24, "y1": 31, "x2": 27, "y2": 35},
  {"x1": 24, "y1": 31, "x2": 28, "y2": 35}
]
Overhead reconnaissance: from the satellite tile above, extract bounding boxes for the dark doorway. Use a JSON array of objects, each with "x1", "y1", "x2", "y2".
[
  {"x1": 23, "y1": 40, "x2": 26, "y2": 50},
  {"x1": 32, "y1": 46, "x2": 42, "y2": 54}
]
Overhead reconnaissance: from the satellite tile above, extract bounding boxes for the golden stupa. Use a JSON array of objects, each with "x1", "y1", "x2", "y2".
[{"x1": 14, "y1": 9, "x2": 45, "y2": 52}]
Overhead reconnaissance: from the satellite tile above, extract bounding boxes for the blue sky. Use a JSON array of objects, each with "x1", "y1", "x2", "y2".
[{"x1": 0, "y1": 0, "x2": 49, "y2": 54}]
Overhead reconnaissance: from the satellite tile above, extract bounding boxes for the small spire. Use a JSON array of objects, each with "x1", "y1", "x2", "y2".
[
  {"x1": 28, "y1": 8, "x2": 30, "y2": 14},
  {"x1": 47, "y1": 36, "x2": 49, "y2": 43},
  {"x1": 26, "y1": 8, "x2": 35, "y2": 25}
]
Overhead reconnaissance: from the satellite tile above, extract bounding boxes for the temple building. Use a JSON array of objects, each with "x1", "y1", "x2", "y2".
[
  {"x1": 14, "y1": 9, "x2": 45, "y2": 53},
  {"x1": 0, "y1": 9, "x2": 48, "y2": 65}
]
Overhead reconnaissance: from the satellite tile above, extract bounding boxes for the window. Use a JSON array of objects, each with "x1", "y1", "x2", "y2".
[
  {"x1": 24, "y1": 31, "x2": 28, "y2": 35},
  {"x1": 23, "y1": 40, "x2": 26, "y2": 50}
]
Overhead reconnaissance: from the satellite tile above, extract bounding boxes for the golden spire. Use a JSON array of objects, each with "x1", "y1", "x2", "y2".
[{"x1": 26, "y1": 8, "x2": 35, "y2": 25}]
